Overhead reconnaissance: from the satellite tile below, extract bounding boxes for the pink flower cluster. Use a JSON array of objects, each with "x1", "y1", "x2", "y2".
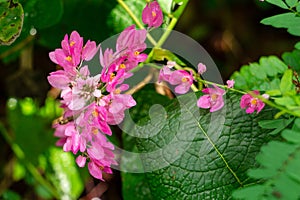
[{"x1": 48, "y1": 26, "x2": 147, "y2": 180}]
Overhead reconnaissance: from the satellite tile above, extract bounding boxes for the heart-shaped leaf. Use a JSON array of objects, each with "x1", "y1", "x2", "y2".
[{"x1": 123, "y1": 91, "x2": 275, "y2": 199}]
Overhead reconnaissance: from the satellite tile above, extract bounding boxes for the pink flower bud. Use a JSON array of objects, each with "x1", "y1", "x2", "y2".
[
  {"x1": 142, "y1": 0, "x2": 163, "y2": 28},
  {"x1": 226, "y1": 79, "x2": 235, "y2": 88},
  {"x1": 198, "y1": 63, "x2": 206, "y2": 75}
]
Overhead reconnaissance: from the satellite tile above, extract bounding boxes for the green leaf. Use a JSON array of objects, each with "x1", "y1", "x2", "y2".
[
  {"x1": 172, "y1": 0, "x2": 189, "y2": 19},
  {"x1": 108, "y1": 0, "x2": 145, "y2": 33},
  {"x1": 266, "y1": 0, "x2": 289, "y2": 9},
  {"x1": 231, "y1": 56, "x2": 287, "y2": 91},
  {"x1": 275, "y1": 96, "x2": 296, "y2": 106},
  {"x1": 152, "y1": 48, "x2": 187, "y2": 66},
  {"x1": 280, "y1": 69, "x2": 294, "y2": 95},
  {"x1": 232, "y1": 119, "x2": 300, "y2": 200},
  {"x1": 282, "y1": 129, "x2": 300, "y2": 143},
  {"x1": 22, "y1": 0, "x2": 63, "y2": 29},
  {"x1": 295, "y1": 42, "x2": 300, "y2": 50},
  {"x1": 38, "y1": 1, "x2": 116, "y2": 49},
  {"x1": 121, "y1": 85, "x2": 169, "y2": 200},
  {"x1": 48, "y1": 147, "x2": 84, "y2": 199},
  {"x1": 258, "y1": 118, "x2": 294, "y2": 135},
  {"x1": 7, "y1": 98, "x2": 56, "y2": 165},
  {"x1": 157, "y1": 0, "x2": 173, "y2": 14},
  {"x1": 0, "y1": 0, "x2": 24, "y2": 45},
  {"x1": 124, "y1": 91, "x2": 276, "y2": 199},
  {"x1": 261, "y1": 13, "x2": 300, "y2": 36},
  {"x1": 232, "y1": 185, "x2": 265, "y2": 200},
  {"x1": 1, "y1": 190, "x2": 22, "y2": 200},
  {"x1": 282, "y1": 49, "x2": 300, "y2": 71},
  {"x1": 249, "y1": 63, "x2": 267, "y2": 80},
  {"x1": 285, "y1": 0, "x2": 298, "y2": 7},
  {"x1": 297, "y1": 3, "x2": 300, "y2": 11}
]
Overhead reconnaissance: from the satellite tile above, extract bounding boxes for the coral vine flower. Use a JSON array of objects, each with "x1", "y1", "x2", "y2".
[
  {"x1": 240, "y1": 90, "x2": 266, "y2": 114},
  {"x1": 197, "y1": 85, "x2": 226, "y2": 112},
  {"x1": 198, "y1": 63, "x2": 207, "y2": 75},
  {"x1": 226, "y1": 79, "x2": 235, "y2": 88},
  {"x1": 142, "y1": 0, "x2": 163, "y2": 28},
  {"x1": 48, "y1": 26, "x2": 147, "y2": 181},
  {"x1": 159, "y1": 61, "x2": 194, "y2": 94},
  {"x1": 49, "y1": 31, "x2": 98, "y2": 72},
  {"x1": 169, "y1": 70, "x2": 194, "y2": 94}
]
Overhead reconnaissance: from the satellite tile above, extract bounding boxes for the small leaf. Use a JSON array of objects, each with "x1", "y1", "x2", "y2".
[
  {"x1": 261, "y1": 13, "x2": 300, "y2": 36},
  {"x1": 249, "y1": 63, "x2": 267, "y2": 80},
  {"x1": 295, "y1": 42, "x2": 300, "y2": 50},
  {"x1": 266, "y1": 0, "x2": 289, "y2": 9},
  {"x1": 232, "y1": 185, "x2": 265, "y2": 200},
  {"x1": 172, "y1": 0, "x2": 189, "y2": 19},
  {"x1": 152, "y1": 48, "x2": 186, "y2": 66},
  {"x1": 275, "y1": 96, "x2": 296, "y2": 106},
  {"x1": 48, "y1": 147, "x2": 84, "y2": 199},
  {"x1": 0, "y1": 0, "x2": 24, "y2": 45},
  {"x1": 282, "y1": 49, "x2": 300, "y2": 71},
  {"x1": 285, "y1": 0, "x2": 298, "y2": 7},
  {"x1": 258, "y1": 118, "x2": 294, "y2": 135},
  {"x1": 280, "y1": 69, "x2": 294, "y2": 95},
  {"x1": 282, "y1": 129, "x2": 300, "y2": 143},
  {"x1": 297, "y1": 3, "x2": 300, "y2": 11}
]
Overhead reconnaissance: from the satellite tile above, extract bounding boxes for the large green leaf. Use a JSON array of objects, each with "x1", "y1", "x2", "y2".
[
  {"x1": 0, "y1": 0, "x2": 24, "y2": 45},
  {"x1": 7, "y1": 98, "x2": 56, "y2": 165},
  {"x1": 47, "y1": 147, "x2": 84, "y2": 200},
  {"x1": 21, "y1": 0, "x2": 63, "y2": 29},
  {"x1": 121, "y1": 85, "x2": 169, "y2": 200},
  {"x1": 123, "y1": 91, "x2": 275, "y2": 199},
  {"x1": 37, "y1": 0, "x2": 116, "y2": 49}
]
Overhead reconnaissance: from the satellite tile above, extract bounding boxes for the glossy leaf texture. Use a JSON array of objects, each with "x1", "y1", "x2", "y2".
[
  {"x1": 0, "y1": 0, "x2": 24, "y2": 45},
  {"x1": 121, "y1": 85, "x2": 169, "y2": 200},
  {"x1": 232, "y1": 118, "x2": 300, "y2": 200},
  {"x1": 122, "y1": 90, "x2": 276, "y2": 199}
]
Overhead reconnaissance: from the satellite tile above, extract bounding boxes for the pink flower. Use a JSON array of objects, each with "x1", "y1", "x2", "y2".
[
  {"x1": 226, "y1": 79, "x2": 235, "y2": 88},
  {"x1": 169, "y1": 70, "x2": 194, "y2": 94},
  {"x1": 198, "y1": 63, "x2": 206, "y2": 75},
  {"x1": 240, "y1": 91, "x2": 266, "y2": 114},
  {"x1": 142, "y1": 0, "x2": 163, "y2": 28},
  {"x1": 76, "y1": 155, "x2": 86, "y2": 167},
  {"x1": 49, "y1": 31, "x2": 83, "y2": 70},
  {"x1": 49, "y1": 31, "x2": 98, "y2": 71},
  {"x1": 159, "y1": 65, "x2": 173, "y2": 82},
  {"x1": 197, "y1": 85, "x2": 226, "y2": 112},
  {"x1": 116, "y1": 25, "x2": 147, "y2": 54}
]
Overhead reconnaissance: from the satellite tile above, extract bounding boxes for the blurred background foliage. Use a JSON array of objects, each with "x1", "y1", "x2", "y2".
[{"x1": 0, "y1": 0, "x2": 298, "y2": 199}]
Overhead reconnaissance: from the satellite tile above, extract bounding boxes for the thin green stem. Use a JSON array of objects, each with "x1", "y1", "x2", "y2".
[
  {"x1": 156, "y1": 17, "x2": 178, "y2": 48},
  {"x1": 0, "y1": 123, "x2": 61, "y2": 199}
]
